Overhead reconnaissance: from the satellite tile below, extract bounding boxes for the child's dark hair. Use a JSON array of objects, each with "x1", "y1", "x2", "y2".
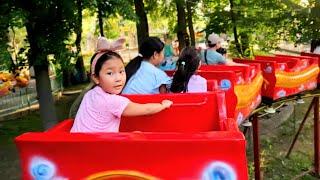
[
  {"x1": 90, "y1": 51, "x2": 123, "y2": 77},
  {"x1": 125, "y1": 37, "x2": 164, "y2": 83},
  {"x1": 216, "y1": 47, "x2": 227, "y2": 55},
  {"x1": 170, "y1": 47, "x2": 201, "y2": 93}
]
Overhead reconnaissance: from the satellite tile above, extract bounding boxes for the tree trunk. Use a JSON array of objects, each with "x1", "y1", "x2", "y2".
[
  {"x1": 75, "y1": 0, "x2": 86, "y2": 83},
  {"x1": 34, "y1": 65, "x2": 58, "y2": 129},
  {"x1": 75, "y1": 56, "x2": 86, "y2": 83},
  {"x1": 97, "y1": 2, "x2": 104, "y2": 37},
  {"x1": 175, "y1": 0, "x2": 189, "y2": 51},
  {"x1": 186, "y1": 0, "x2": 195, "y2": 46},
  {"x1": 229, "y1": 0, "x2": 242, "y2": 56},
  {"x1": 63, "y1": 69, "x2": 72, "y2": 87},
  {"x1": 134, "y1": 0, "x2": 149, "y2": 47},
  {"x1": 26, "y1": 20, "x2": 58, "y2": 130}
]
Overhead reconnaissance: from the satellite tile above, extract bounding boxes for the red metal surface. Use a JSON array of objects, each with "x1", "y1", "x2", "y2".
[
  {"x1": 300, "y1": 52, "x2": 320, "y2": 84},
  {"x1": 199, "y1": 65, "x2": 263, "y2": 123},
  {"x1": 165, "y1": 63, "x2": 262, "y2": 124},
  {"x1": 15, "y1": 91, "x2": 248, "y2": 180},
  {"x1": 235, "y1": 56, "x2": 319, "y2": 100},
  {"x1": 121, "y1": 91, "x2": 229, "y2": 132}
]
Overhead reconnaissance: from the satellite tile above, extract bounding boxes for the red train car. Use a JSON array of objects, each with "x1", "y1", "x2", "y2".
[
  {"x1": 234, "y1": 55, "x2": 319, "y2": 101},
  {"x1": 300, "y1": 52, "x2": 320, "y2": 84},
  {"x1": 15, "y1": 91, "x2": 248, "y2": 180},
  {"x1": 199, "y1": 65, "x2": 263, "y2": 123},
  {"x1": 166, "y1": 63, "x2": 263, "y2": 124}
]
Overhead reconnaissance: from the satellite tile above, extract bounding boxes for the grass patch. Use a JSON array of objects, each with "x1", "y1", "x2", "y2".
[
  {"x1": 0, "y1": 85, "x2": 83, "y2": 179},
  {"x1": 248, "y1": 98, "x2": 319, "y2": 179},
  {"x1": 0, "y1": 112, "x2": 43, "y2": 145}
]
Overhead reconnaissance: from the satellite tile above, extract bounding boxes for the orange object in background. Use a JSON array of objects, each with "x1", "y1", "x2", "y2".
[
  {"x1": 0, "y1": 72, "x2": 15, "y2": 82},
  {"x1": 15, "y1": 76, "x2": 29, "y2": 87},
  {"x1": 0, "y1": 81, "x2": 11, "y2": 96},
  {"x1": 0, "y1": 68, "x2": 30, "y2": 95}
]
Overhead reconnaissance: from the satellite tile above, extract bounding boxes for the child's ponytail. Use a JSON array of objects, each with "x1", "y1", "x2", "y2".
[
  {"x1": 170, "y1": 60, "x2": 190, "y2": 92},
  {"x1": 125, "y1": 54, "x2": 143, "y2": 83},
  {"x1": 170, "y1": 47, "x2": 200, "y2": 93}
]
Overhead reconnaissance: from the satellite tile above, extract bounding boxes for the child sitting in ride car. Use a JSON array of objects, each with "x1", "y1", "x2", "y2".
[
  {"x1": 70, "y1": 37, "x2": 172, "y2": 133},
  {"x1": 170, "y1": 47, "x2": 207, "y2": 93},
  {"x1": 122, "y1": 37, "x2": 172, "y2": 94}
]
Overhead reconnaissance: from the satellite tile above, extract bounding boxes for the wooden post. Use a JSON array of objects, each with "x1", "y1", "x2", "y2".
[
  {"x1": 252, "y1": 113, "x2": 261, "y2": 180},
  {"x1": 314, "y1": 97, "x2": 319, "y2": 175},
  {"x1": 286, "y1": 98, "x2": 315, "y2": 158}
]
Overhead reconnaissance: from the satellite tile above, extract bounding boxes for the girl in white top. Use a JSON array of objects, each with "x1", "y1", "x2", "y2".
[{"x1": 170, "y1": 47, "x2": 207, "y2": 93}]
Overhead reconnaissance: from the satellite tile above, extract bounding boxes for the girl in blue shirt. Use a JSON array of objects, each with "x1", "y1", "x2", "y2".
[{"x1": 123, "y1": 37, "x2": 171, "y2": 94}]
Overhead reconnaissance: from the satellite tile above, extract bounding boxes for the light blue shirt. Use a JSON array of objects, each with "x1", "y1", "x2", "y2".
[
  {"x1": 159, "y1": 57, "x2": 176, "y2": 71},
  {"x1": 122, "y1": 61, "x2": 172, "y2": 94},
  {"x1": 200, "y1": 49, "x2": 226, "y2": 65}
]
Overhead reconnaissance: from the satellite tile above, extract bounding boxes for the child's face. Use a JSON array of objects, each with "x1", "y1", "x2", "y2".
[
  {"x1": 153, "y1": 49, "x2": 164, "y2": 66},
  {"x1": 93, "y1": 57, "x2": 126, "y2": 94}
]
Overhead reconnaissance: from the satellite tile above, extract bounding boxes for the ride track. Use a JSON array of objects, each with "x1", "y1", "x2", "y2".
[{"x1": 247, "y1": 89, "x2": 320, "y2": 180}]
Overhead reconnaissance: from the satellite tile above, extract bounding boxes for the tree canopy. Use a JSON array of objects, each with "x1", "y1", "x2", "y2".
[{"x1": 1, "y1": 0, "x2": 319, "y2": 128}]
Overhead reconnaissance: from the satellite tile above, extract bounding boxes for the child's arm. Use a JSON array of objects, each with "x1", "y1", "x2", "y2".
[
  {"x1": 159, "y1": 84, "x2": 168, "y2": 93},
  {"x1": 122, "y1": 100, "x2": 172, "y2": 117}
]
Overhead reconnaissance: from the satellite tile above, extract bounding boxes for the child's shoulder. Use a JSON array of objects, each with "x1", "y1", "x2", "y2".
[
  {"x1": 141, "y1": 61, "x2": 166, "y2": 74},
  {"x1": 84, "y1": 86, "x2": 112, "y2": 102},
  {"x1": 192, "y1": 74, "x2": 207, "y2": 82},
  {"x1": 84, "y1": 87, "x2": 129, "y2": 107}
]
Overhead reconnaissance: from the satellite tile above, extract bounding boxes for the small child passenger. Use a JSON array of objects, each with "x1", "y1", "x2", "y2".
[
  {"x1": 216, "y1": 47, "x2": 227, "y2": 57},
  {"x1": 122, "y1": 37, "x2": 171, "y2": 94},
  {"x1": 70, "y1": 37, "x2": 173, "y2": 133},
  {"x1": 170, "y1": 47, "x2": 207, "y2": 93}
]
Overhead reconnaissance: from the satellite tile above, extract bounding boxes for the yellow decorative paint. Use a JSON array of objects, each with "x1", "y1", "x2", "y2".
[
  {"x1": 275, "y1": 65, "x2": 319, "y2": 88},
  {"x1": 86, "y1": 170, "x2": 159, "y2": 180},
  {"x1": 235, "y1": 72, "x2": 264, "y2": 109}
]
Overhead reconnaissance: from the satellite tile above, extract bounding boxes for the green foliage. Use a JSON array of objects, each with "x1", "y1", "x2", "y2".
[
  {"x1": 259, "y1": 102, "x2": 317, "y2": 179},
  {"x1": 148, "y1": 0, "x2": 177, "y2": 36},
  {"x1": 104, "y1": 17, "x2": 122, "y2": 39},
  {"x1": 95, "y1": 0, "x2": 135, "y2": 20},
  {"x1": 9, "y1": 0, "x2": 77, "y2": 67},
  {"x1": 84, "y1": 0, "x2": 136, "y2": 38},
  {"x1": 285, "y1": 0, "x2": 320, "y2": 43},
  {"x1": 0, "y1": 1, "x2": 25, "y2": 71},
  {"x1": 203, "y1": 0, "x2": 319, "y2": 57}
]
